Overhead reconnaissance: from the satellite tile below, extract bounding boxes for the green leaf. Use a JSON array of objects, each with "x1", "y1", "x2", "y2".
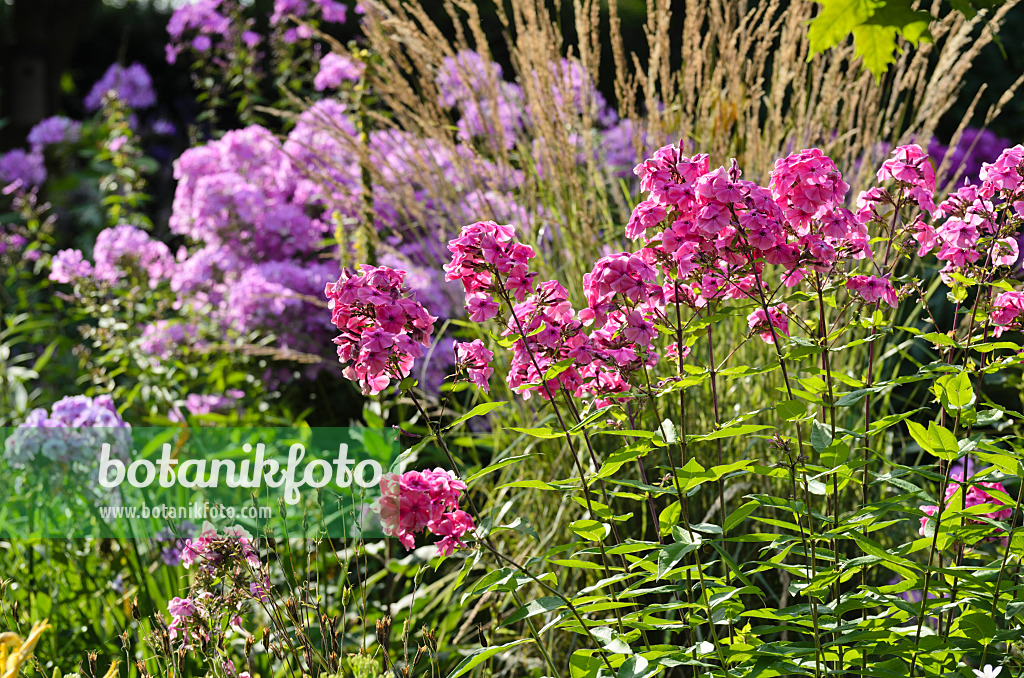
[
  {"x1": 725, "y1": 500, "x2": 758, "y2": 532},
  {"x1": 445, "y1": 401, "x2": 507, "y2": 430},
  {"x1": 776, "y1": 399, "x2": 806, "y2": 421},
  {"x1": 507, "y1": 426, "x2": 566, "y2": 439},
  {"x1": 446, "y1": 639, "x2": 535, "y2": 678},
  {"x1": 618, "y1": 655, "x2": 657, "y2": 678},
  {"x1": 569, "y1": 650, "x2": 604, "y2": 678},
  {"x1": 570, "y1": 519, "x2": 610, "y2": 542},
  {"x1": 810, "y1": 420, "x2": 833, "y2": 452},
  {"x1": 467, "y1": 454, "x2": 532, "y2": 482},
  {"x1": 807, "y1": 0, "x2": 873, "y2": 54},
  {"x1": 852, "y1": 23, "x2": 901, "y2": 76},
  {"x1": 501, "y1": 597, "x2": 564, "y2": 627},
  {"x1": 954, "y1": 612, "x2": 996, "y2": 644},
  {"x1": 691, "y1": 424, "x2": 772, "y2": 442},
  {"x1": 659, "y1": 501, "x2": 681, "y2": 537},
  {"x1": 932, "y1": 371, "x2": 975, "y2": 412}
]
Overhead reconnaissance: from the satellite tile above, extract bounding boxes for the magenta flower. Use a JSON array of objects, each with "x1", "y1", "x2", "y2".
[
  {"x1": 455, "y1": 340, "x2": 494, "y2": 391},
  {"x1": 846, "y1": 275, "x2": 898, "y2": 308},
  {"x1": 377, "y1": 469, "x2": 475, "y2": 555},
  {"x1": 325, "y1": 265, "x2": 436, "y2": 395},
  {"x1": 919, "y1": 472, "x2": 1014, "y2": 545},
  {"x1": 746, "y1": 303, "x2": 790, "y2": 345}
]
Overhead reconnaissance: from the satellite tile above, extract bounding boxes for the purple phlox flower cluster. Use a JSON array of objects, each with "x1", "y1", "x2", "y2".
[
  {"x1": 377, "y1": 468, "x2": 476, "y2": 556},
  {"x1": 928, "y1": 128, "x2": 1012, "y2": 186},
  {"x1": 27, "y1": 116, "x2": 82, "y2": 151},
  {"x1": 165, "y1": 0, "x2": 243, "y2": 62},
  {"x1": 4, "y1": 395, "x2": 131, "y2": 471},
  {"x1": 314, "y1": 52, "x2": 364, "y2": 90},
  {"x1": 84, "y1": 63, "x2": 156, "y2": 111},
  {"x1": 325, "y1": 265, "x2": 437, "y2": 395},
  {"x1": 139, "y1": 320, "x2": 198, "y2": 360},
  {"x1": 282, "y1": 100, "x2": 361, "y2": 212},
  {"x1": 0, "y1": 149, "x2": 46, "y2": 190},
  {"x1": 270, "y1": 0, "x2": 348, "y2": 24},
  {"x1": 223, "y1": 259, "x2": 339, "y2": 350},
  {"x1": 526, "y1": 57, "x2": 615, "y2": 128},
  {"x1": 49, "y1": 225, "x2": 174, "y2": 288},
  {"x1": 434, "y1": 50, "x2": 525, "y2": 150},
  {"x1": 172, "y1": 126, "x2": 326, "y2": 260},
  {"x1": 170, "y1": 126, "x2": 343, "y2": 358},
  {"x1": 0, "y1": 229, "x2": 29, "y2": 258},
  {"x1": 168, "y1": 390, "x2": 244, "y2": 422}
]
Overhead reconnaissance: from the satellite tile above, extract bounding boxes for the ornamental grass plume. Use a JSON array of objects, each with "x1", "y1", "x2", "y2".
[{"x1": 351, "y1": 0, "x2": 1020, "y2": 292}]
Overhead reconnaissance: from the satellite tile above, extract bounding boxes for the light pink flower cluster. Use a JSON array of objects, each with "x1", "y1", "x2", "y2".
[
  {"x1": 445, "y1": 220, "x2": 538, "y2": 319},
  {"x1": 377, "y1": 469, "x2": 475, "y2": 556},
  {"x1": 325, "y1": 265, "x2": 437, "y2": 395},
  {"x1": 181, "y1": 523, "x2": 261, "y2": 574},
  {"x1": 167, "y1": 523, "x2": 267, "y2": 647},
  {"x1": 908, "y1": 145, "x2": 1024, "y2": 282},
  {"x1": 876, "y1": 144, "x2": 937, "y2": 215},
  {"x1": 919, "y1": 476, "x2": 1013, "y2": 545},
  {"x1": 454, "y1": 340, "x2": 494, "y2": 391},
  {"x1": 746, "y1": 303, "x2": 790, "y2": 345}
]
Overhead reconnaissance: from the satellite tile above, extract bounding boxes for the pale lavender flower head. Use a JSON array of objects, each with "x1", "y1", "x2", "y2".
[
  {"x1": 85, "y1": 63, "x2": 157, "y2": 111},
  {"x1": 27, "y1": 116, "x2": 82, "y2": 150}
]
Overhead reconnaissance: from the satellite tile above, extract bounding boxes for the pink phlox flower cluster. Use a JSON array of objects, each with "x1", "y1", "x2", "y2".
[
  {"x1": 845, "y1": 275, "x2": 898, "y2": 307},
  {"x1": 181, "y1": 522, "x2": 262, "y2": 574},
  {"x1": 769, "y1": 148, "x2": 850, "y2": 229},
  {"x1": 503, "y1": 280, "x2": 590, "y2": 400},
  {"x1": 446, "y1": 220, "x2": 538, "y2": 320},
  {"x1": 631, "y1": 144, "x2": 866, "y2": 301},
  {"x1": 455, "y1": 339, "x2": 494, "y2": 391},
  {"x1": 166, "y1": 521, "x2": 268, "y2": 647},
  {"x1": 876, "y1": 144, "x2": 937, "y2": 215},
  {"x1": 919, "y1": 473, "x2": 1013, "y2": 544},
  {"x1": 580, "y1": 252, "x2": 663, "y2": 329},
  {"x1": 633, "y1": 144, "x2": 709, "y2": 207},
  {"x1": 325, "y1": 265, "x2": 436, "y2": 395},
  {"x1": 914, "y1": 147, "x2": 1024, "y2": 280},
  {"x1": 377, "y1": 469, "x2": 475, "y2": 556},
  {"x1": 746, "y1": 303, "x2": 791, "y2": 345},
  {"x1": 978, "y1": 145, "x2": 1024, "y2": 198},
  {"x1": 991, "y1": 290, "x2": 1024, "y2": 336}
]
